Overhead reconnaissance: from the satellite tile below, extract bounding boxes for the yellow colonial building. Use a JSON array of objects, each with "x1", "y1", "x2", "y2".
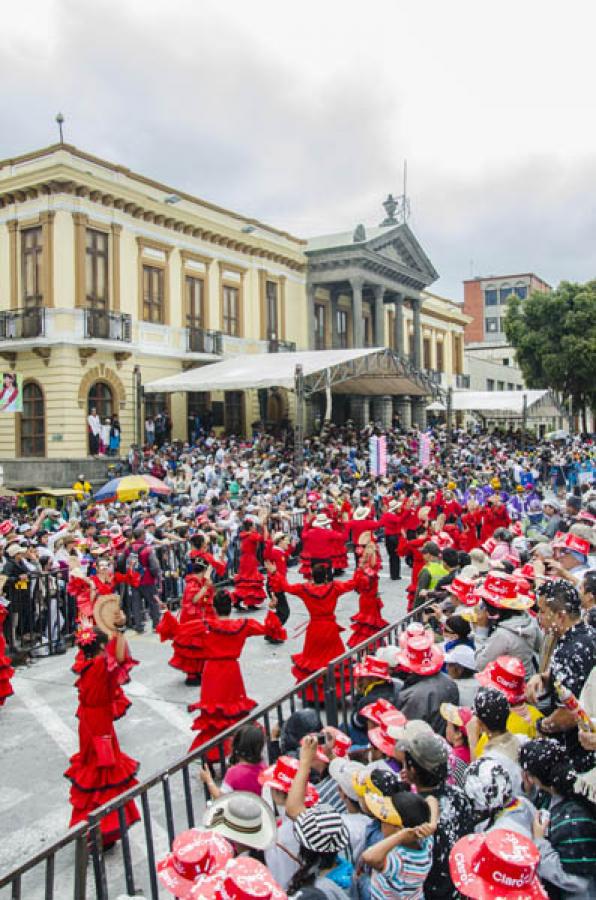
[
  {"x1": 0, "y1": 143, "x2": 470, "y2": 481},
  {"x1": 0, "y1": 143, "x2": 306, "y2": 474}
]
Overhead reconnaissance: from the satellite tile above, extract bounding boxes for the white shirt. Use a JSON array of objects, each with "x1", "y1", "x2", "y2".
[
  {"x1": 87, "y1": 414, "x2": 101, "y2": 436},
  {"x1": 264, "y1": 811, "x2": 299, "y2": 889}
]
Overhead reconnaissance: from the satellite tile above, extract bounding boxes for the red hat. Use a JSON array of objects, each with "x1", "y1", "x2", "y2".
[
  {"x1": 578, "y1": 510, "x2": 596, "y2": 524},
  {"x1": 259, "y1": 756, "x2": 319, "y2": 806},
  {"x1": 475, "y1": 572, "x2": 532, "y2": 610},
  {"x1": 323, "y1": 726, "x2": 352, "y2": 757},
  {"x1": 396, "y1": 633, "x2": 444, "y2": 676},
  {"x1": 144, "y1": 517, "x2": 156, "y2": 527},
  {"x1": 449, "y1": 829, "x2": 547, "y2": 899},
  {"x1": 510, "y1": 522, "x2": 523, "y2": 537},
  {"x1": 398, "y1": 622, "x2": 427, "y2": 648},
  {"x1": 445, "y1": 576, "x2": 477, "y2": 605},
  {"x1": 360, "y1": 697, "x2": 407, "y2": 729},
  {"x1": 481, "y1": 537, "x2": 498, "y2": 555},
  {"x1": 519, "y1": 563, "x2": 536, "y2": 580},
  {"x1": 157, "y1": 828, "x2": 234, "y2": 897},
  {"x1": 435, "y1": 531, "x2": 455, "y2": 550},
  {"x1": 0, "y1": 521, "x2": 14, "y2": 536},
  {"x1": 368, "y1": 725, "x2": 397, "y2": 757},
  {"x1": 187, "y1": 857, "x2": 287, "y2": 900},
  {"x1": 476, "y1": 656, "x2": 527, "y2": 705},
  {"x1": 553, "y1": 531, "x2": 591, "y2": 557},
  {"x1": 353, "y1": 655, "x2": 391, "y2": 681},
  {"x1": 111, "y1": 535, "x2": 126, "y2": 550}
]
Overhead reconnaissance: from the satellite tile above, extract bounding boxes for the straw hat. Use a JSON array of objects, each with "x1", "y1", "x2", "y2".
[{"x1": 203, "y1": 793, "x2": 276, "y2": 851}]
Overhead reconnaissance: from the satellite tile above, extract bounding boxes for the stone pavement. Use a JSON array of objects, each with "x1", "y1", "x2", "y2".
[{"x1": 0, "y1": 553, "x2": 409, "y2": 897}]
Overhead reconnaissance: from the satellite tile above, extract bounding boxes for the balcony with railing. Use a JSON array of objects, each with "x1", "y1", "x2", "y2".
[
  {"x1": 83, "y1": 309, "x2": 132, "y2": 342},
  {"x1": 0, "y1": 308, "x2": 45, "y2": 340},
  {"x1": 425, "y1": 369, "x2": 443, "y2": 385},
  {"x1": 186, "y1": 326, "x2": 223, "y2": 355},
  {"x1": 267, "y1": 338, "x2": 296, "y2": 352},
  {"x1": 456, "y1": 373, "x2": 471, "y2": 389}
]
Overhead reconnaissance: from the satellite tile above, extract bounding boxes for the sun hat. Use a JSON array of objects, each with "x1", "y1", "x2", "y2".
[
  {"x1": 398, "y1": 622, "x2": 427, "y2": 648},
  {"x1": 187, "y1": 857, "x2": 287, "y2": 900},
  {"x1": 374, "y1": 645, "x2": 401, "y2": 668},
  {"x1": 445, "y1": 576, "x2": 477, "y2": 605},
  {"x1": 440, "y1": 702, "x2": 474, "y2": 729},
  {"x1": 476, "y1": 656, "x2": 526, "y2": 705},
  {"x1": 353, "y1": 655, "x2": 392, "y2": 681},
  {"x1": 463, "y1": 759, "x2": 513, "y2": 817},
  {"x1": 553, "y1": 531, "x2": 590, "y2": 558},
  {"x1": 387, "y1": 499, "x2": 400, "y2": 512},
  {"x1": 353, "y1": 506, "x2": 371, "y2": 521},
  {"x1": 6, "y1": 544, "x2": 25, "y2": 558},
  {"x1": 351, "y1": 765, "x2": 401, "y2": 799},
  {"x1": 368, "y1": 725, "x2": 398, "y2": 757},
  {"x1": 475, "y1": 572, "x2": 533, "y2": 610},
  {"x1": 312, "y1": 513, "x2": 331, "y2": 528},
  {"x1": 469, "y1": 548, "x2": 491, "y2": 574},
  {"x1": 449, "y1": 829, "x2": 547, "y2": 899},
  {"x1": 363, "y1": 791, "x2": 403, "y2": 827},
  {"x1": 404, "y1": 732, "x2": 449, "y2": 775},
  {"x1": 258, "y1": 757, "x2": 319, "y2": 807},
  {"x1": 203, "y1": 793, "x2": 277, "y2": 850},
  {"x1": 157, "y1": 829, "x2": 234, "y2": 897},
  {"x1": 360, "y1": 697, "x2": 407, "y2": 729},
  {"x1": 444, "y1": 644, "x2": 477, "y2": 672},
  {"x1": 293, "y1": 806, "x2": 350, "y2": 855},
  {"x1": 328, "y1": 758, "x2": 365, "y2": 802},
  {"x1": 396, "y1": 632, "x2": 444, "y2": 676}
]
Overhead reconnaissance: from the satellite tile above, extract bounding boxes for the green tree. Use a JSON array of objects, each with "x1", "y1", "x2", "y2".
[{"x1": 503, "y1": 279, "x2": 596, "y2": 431}]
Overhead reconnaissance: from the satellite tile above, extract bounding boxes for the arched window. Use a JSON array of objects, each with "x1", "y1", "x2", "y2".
[
  {"x1": 20, "y1": 381, "x2": 45, "y2": 457},
  {"x1": 88, "y1": 381, "x2": 113, "y2": 419}
]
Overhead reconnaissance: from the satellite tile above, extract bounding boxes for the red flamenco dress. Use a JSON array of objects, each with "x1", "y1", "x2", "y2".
[
  {"x1": 156, "y1": 572, "x2": 215, "y2": 681},
  {"x1": 270, "y1": 572, "x2": 356, "y2": 702},
  {"x1": 65, "y1": 644, "x2": 140, "y2": 844},
  {"x1": 0, "y1": 603, "x2": 14, "y2": 706},
  {"x1": 347, "y1": 550, "x2": 388, "y2": 649},
  {"x1": 232, "y1": 530, "x2": 266, "y2": 609},
  {"x1": 188, "y1": 610, "x2": 285, "y2": 760}
]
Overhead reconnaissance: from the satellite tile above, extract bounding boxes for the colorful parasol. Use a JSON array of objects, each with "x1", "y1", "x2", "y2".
[{"x1": 94, "y1": 474, "x2": 172, "y2": 503}]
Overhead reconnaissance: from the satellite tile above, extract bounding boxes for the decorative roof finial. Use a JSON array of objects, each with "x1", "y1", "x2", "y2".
[
  {"x1": 55, "y1": 112, "x2": 65, "y2": 144},
  {"x1": 380, "y1": 194, "x2": 398, "y2": 227}
]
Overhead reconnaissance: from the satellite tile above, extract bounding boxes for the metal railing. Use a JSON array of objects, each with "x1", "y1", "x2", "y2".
[
  {"x1": 0, "y1": 307, "x2": 45, "y2": 339},
  {"x1": 0, "y1": 597, "x2": 431, "y2": 899},
  {"x1": 187, "y1": 327, "x2": 223, "y2": 354},
  {"x1": 83, "y1": 309, "x2": 132, "y2": 342},
  {"x1": 267, "y1": 339, "x2": 296, "y2": 353}
]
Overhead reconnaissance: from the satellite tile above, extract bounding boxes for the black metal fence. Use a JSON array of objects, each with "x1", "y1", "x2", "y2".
[{"x1": 0, "y1": 598, "x2": 431, "y2": 900}]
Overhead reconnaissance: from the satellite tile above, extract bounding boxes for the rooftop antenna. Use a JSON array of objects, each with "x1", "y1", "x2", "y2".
[{"x1": 55, "y1": 112, "x2": 65, "y2": 144}]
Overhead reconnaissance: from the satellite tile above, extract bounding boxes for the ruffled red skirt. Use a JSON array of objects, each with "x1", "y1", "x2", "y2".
[
  {"x1": 0, "y1": 655, "x2": 14, "y2": 706},
  {"x1": 187, "y1": 658, "x2": 257, "y2": 760},
  {"x1": 65, "y1": 729, "x2": 140, "y2": 843},
  {"x1": 232, "y1": 574, "x2": 266, "y2": 608},
  {"x1": 157, "y1": 610, "x2": 209, "y2": 678},
  {"x1": 347, "y1": 592, "x2": 388, "y2": 649},
  {"x1": 291, "y1": 620, "x2": 347, "y2": 702}
]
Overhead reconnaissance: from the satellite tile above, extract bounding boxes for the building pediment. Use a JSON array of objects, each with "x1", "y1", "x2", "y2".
[{"x1": 367, "y1": 224, "x2": 439, "y2": 286}]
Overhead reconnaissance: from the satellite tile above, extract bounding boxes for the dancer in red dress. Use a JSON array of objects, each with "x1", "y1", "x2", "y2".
[
  {"x1": 348, "y1": 537, "x2": 388, "y2": 649},
  {"x1": 65, "y1": 615, "x2": 140, "y2": 848},
  {"x1": 480, "y1": 493, "x2": 511, "y2": 543},
  {"x1": 0, "y1": 588, "x2": 14, "y2": 707},
  {"x1": 264, "y1": 532, "x2": 294, "y2": 642},
  {"x1": 266, "y1": 561, "x2": 356, "y2": 701},
  {"x1": 156, "y1": 558, "x2": 215, "y2": 685},
  {"x1": 232, "y1": 518, "x2": 267, "y2": 610},
  {"x1": 299, "y1": 513, "x2": 346, "y2": 577},
  {"x1": 188, "y1": 590, "x2": 284, "y2": 759}
]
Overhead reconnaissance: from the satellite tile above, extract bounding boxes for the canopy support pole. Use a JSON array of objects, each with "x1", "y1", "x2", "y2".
[
  {"x1": 294, "y1": 364, "x2": 304, "y2": 470},
  {"x1": 522, "y1": 393, "x2": 528, "y2": 449},
  {"x1": 324, "y1": 368, "x2": 332, "y2": 421},
  {"x1": 446, "y1": 386, "x2": 453, "y2": 447}
]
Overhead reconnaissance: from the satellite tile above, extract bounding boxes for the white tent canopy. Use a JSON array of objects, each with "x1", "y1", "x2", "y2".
[
  {"x1": 426, "y1": 389, "x2": 565, "y2": 419},
  {"x1": 144, "y1": 347, "x2": 430, "y2": 397}
]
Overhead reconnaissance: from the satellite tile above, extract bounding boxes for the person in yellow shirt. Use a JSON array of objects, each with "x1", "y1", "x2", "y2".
[
  {"x1": 473, "y1": 655, "x2": 542, "y2": 757},
  {"x1": 72, "y1": 474, "x2": 91, "y2": 502}
]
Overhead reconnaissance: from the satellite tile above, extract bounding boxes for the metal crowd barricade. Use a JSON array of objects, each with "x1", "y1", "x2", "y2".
[{"x1": 5, "y1": 569, "x2": 72, "y2": 659}]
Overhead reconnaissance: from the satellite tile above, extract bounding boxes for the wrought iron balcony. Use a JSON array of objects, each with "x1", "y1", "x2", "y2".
[
  {"x1": 83, "y1": 309, "x2": 132, "y2": 341},
  {"x1": 0, "y1": 307, "x2": 45, "y2": 340},
  {"x1": 456, "y1": 373, "x2": 471, "y2": 389},
  {"x1": 268, "y1": 339, "x2": 296, "y2": 353},
  {"x1": 425, "y1": 369, "x2": 443, "y2": 384},
  {"x1": 187, "y1": 327, "x2": 223, "y2": 354}
]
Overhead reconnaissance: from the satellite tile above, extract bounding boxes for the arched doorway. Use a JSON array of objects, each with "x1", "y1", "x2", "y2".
[
  {"x1": 20, "y1": 381, "x2": 46, "y2": 457},
  {"x1": 87, "y1": 381, "x2": 114, "y2": 454}
]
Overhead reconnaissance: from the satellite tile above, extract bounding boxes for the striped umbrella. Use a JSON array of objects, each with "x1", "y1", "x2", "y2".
[{"x1": 94, "y1": 474, "x2": 172, "y2": 503}]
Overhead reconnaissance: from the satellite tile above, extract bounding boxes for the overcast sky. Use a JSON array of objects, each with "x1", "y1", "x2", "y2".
[{"x1": 1, "y1": 0, "x2": 595, "y2": 297}]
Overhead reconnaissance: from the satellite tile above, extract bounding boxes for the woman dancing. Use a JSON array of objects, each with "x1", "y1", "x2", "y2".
[
  {"x1": 65, "y1": 614, "x2": 140, "y2": 848},
  {"x1": 232, "y1": 517, "x2": 267, "y2": 610},
  {"x1": 347, "y1": 534, "x2": 388, "y2": 649}
]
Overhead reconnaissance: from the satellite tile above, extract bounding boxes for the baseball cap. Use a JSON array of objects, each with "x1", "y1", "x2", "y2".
[
  {"x1": 328, "y1": 758, "x2": 364, "y2": 802},
  {"x1": 406, "y1": 733, "x2": 449, "y2": 775},
  {"x1": 444, "y1": 644, "x2": 477, "y2": 672}
]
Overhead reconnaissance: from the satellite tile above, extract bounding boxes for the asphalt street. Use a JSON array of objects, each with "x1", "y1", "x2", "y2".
[{"x1": 0, "y1": 551, "x2": 409, "y2": 899}]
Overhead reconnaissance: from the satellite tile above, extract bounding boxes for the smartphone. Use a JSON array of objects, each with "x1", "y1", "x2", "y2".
[{"x1": 316, "y1": 733, "x2": 327, "y2": 746}]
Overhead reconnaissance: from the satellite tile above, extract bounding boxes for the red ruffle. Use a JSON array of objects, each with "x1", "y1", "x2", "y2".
[
  {"x1": 264, "y1": 610, "x2": 287, "y2": 642},
  {"x1": 155, "y1": 609, "x2": 179, "y2": 643}
]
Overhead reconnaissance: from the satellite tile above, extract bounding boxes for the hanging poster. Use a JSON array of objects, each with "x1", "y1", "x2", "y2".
[{"x1": 0, "y1": 373, "x2": 22, "y2": 413}]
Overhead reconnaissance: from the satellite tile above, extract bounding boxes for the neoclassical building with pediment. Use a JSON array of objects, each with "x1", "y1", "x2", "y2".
[{"x1": 0, "y1": 144, "x2": 469, "y2": 475}]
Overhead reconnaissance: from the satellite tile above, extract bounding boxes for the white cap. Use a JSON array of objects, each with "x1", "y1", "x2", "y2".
[
  {"x1": 328, "y1": 758, "x2": 365, "y2": 802},
  {"x1": 374, "y1": 645, "x2": 400, "y2": 668},
  {"x1": 444, "y1": 644, "x2": 477, "y2": 671}
]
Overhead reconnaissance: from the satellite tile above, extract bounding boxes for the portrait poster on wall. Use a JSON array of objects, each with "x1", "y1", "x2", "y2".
[{"x1": 0, "y1": 373, "x2": 23, "y2": 413}]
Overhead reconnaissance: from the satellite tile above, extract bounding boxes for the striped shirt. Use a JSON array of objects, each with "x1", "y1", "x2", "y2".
[{"x1": 371, "y1": 838, "x2": 433, "y2": 900}]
